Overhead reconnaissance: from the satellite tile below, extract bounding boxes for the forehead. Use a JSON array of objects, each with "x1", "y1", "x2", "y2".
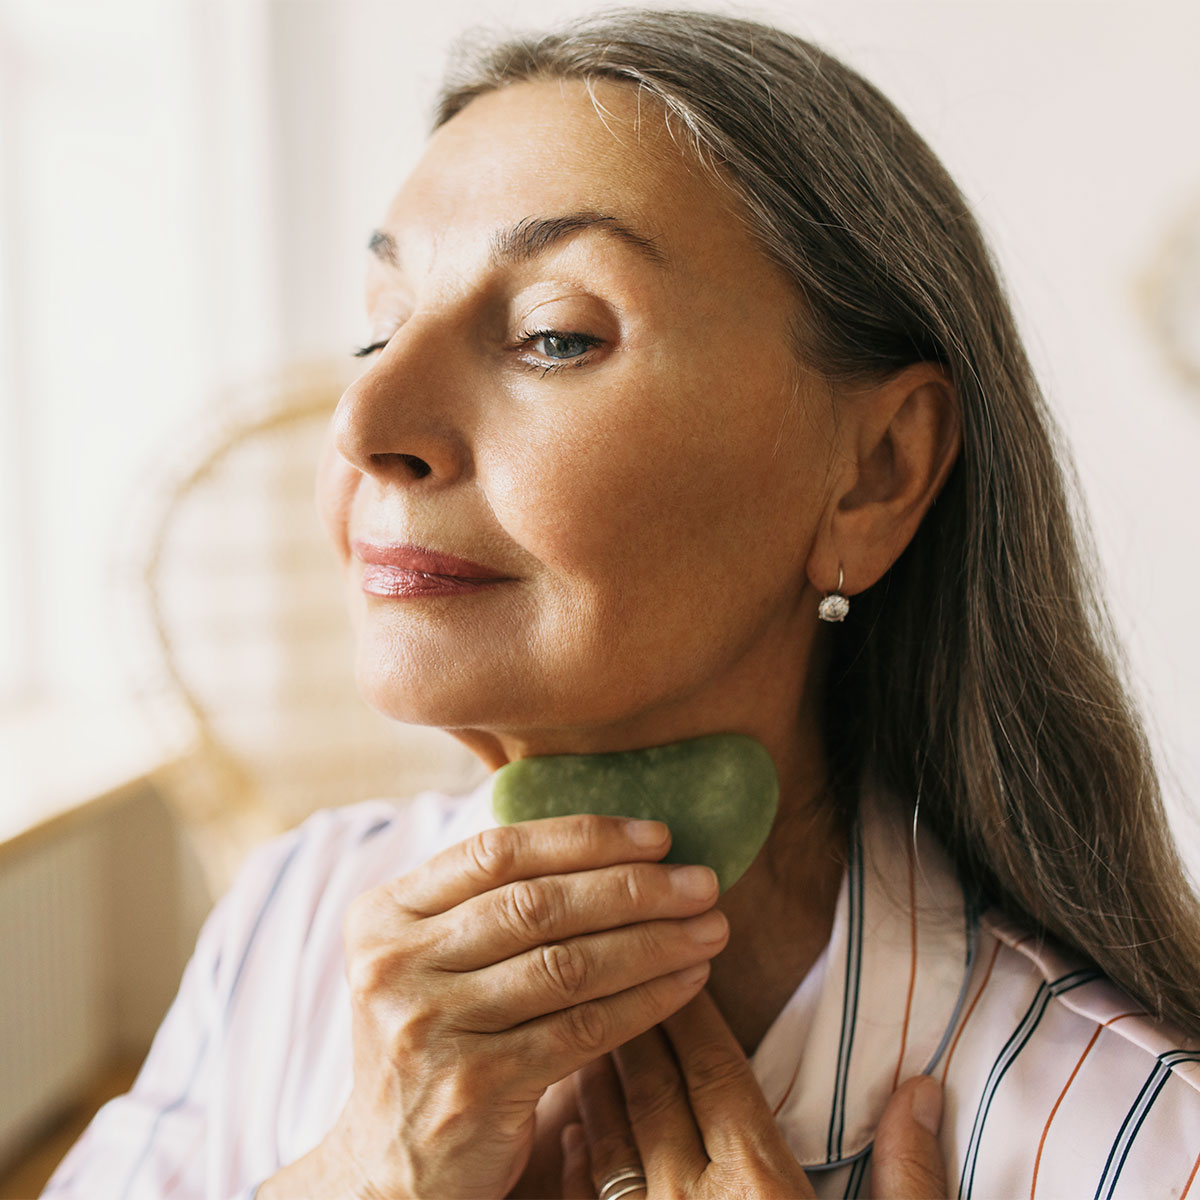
[{"x1": 377, "y1": 77, "x2": 763, "y2": 283}]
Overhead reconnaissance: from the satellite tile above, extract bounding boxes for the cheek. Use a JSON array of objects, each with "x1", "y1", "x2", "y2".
[
  {"x1": 484, "y1": 375, "x2": 814, "y2": 582},
  {"x1": 480, "y1": 406, "x2": 686, "y2": 579}
]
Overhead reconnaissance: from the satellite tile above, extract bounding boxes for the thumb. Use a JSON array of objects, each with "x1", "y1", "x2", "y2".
[{"x1": 871, "y1": 1075, "x2": 949, "y2": 1200}]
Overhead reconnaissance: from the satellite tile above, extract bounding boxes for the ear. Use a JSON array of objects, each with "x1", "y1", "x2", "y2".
[{"x1": 807, "y1": 363, "x2": 961, "y2": 599}]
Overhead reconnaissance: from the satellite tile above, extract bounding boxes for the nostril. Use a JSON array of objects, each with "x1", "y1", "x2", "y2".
[
  {"x1": 400, "y1": 454, "x2": 432, "y2": 479},
  {"x1": 373, "y1": 452, "x2": 433, "y2": 480}
]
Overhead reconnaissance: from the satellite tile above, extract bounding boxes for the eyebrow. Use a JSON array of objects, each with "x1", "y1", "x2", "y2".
[
  {"x1": 365, "y1": 211, "x2": 667, "y2": 271},
  {"x1": 491, "y1": 212, "x2": 667, "y2": 267}
]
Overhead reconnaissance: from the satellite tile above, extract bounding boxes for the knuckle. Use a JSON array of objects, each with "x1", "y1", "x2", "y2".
[
  {"x1": 632, "y1": 919, "x2": 670, "y2": 962},
  {"x1": 685, "y1": 1040, "x2": 748, "y2": 1096},
  {"x1": 588, "y1": 1127, "x2": 635, "y2": 1167},
  {"x1": 502, "y1": 878, "x2": 558, "y2": 940},
  {"x1": 384, "y1": 1005, "x2": 441, "y2": 1059},
  {"x1": 907, "y1": 1159, "x2": 947, "y2": 1195},
  {"x1": 624, "y1": 1070, "x2": 686, "y2": 1122},
  {"x1": 464, "y1": 825, "x2": 518, "y2": 885},
  {"x1": 882, "y1": 1154, "x2": 945, "y2": 1198},
  {"x1": 537, "y1": 940, "x2": 590, "y2": 1000},
  {"x1": 343, "y1": 927, "x2": 420, "y2": 1004},
  {"x1": 345, "y1": 944, "x2": 395, "y2": 1002},
  {"x1": 571, "y1": 812, "x2": 612, "y2": 847},
  {"x1": 620, "y1": 865, "x2": 654, "y2": 910},
  {"x1": 433, "y1": 1063, "x2": 490, "y2": 1116},
  {"x1": 560, "y1": 999, "x2": 611, "y2": 1056}
]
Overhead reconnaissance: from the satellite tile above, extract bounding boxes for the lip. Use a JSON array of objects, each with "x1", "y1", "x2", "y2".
[
  {"x1": 351, "y1": 539, "x2": 510, "y2": 579},
  {"x1": 351, "y1": 539, "x2": 514, "y2": 598}
]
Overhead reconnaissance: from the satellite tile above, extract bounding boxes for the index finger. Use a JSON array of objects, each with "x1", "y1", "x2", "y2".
[
  {"x1": 660, "y1": 990, "x2": 775, "y2": 1157},
  {"x1": 392, "y1": 815, "x2": 672, "y2": 915}
]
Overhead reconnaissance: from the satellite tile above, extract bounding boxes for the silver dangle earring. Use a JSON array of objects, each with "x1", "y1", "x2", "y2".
[{"x1": 818, "y1": 565, "x2": 850, "y2": 623}]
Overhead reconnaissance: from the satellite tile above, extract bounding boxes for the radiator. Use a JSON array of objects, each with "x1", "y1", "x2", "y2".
[{"x1": 0, "y1": 826, "x2": 106, "y2": 1172}]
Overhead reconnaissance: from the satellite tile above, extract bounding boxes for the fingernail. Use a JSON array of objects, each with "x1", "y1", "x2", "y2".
[
  {"x1": 911, "y1": 1076, "x2": 942, "y2": 1136},
  {"x1": 684, "y1": 910, "x2": 729, "y2": 943},
  {"x1": 670, "y1": 864, "x2": 718, "y2": 899},
  {"x1": 626, "y1": 818, "x2": 669, "y2": 847}
]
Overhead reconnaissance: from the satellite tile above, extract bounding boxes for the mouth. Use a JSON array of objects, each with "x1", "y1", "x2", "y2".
[{"x1": 351, "y1": 539, "x2": 514, "y2": 598}]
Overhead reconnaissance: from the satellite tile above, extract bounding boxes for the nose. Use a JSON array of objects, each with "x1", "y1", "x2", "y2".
[{"x1": 332, "y1": 318, "x2": 469, "y2": 487}]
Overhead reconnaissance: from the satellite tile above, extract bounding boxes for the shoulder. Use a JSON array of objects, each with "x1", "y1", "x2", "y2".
[
  {"x1": 936, "y1": 910, "x2": 1200, "y2": 1199},
  {"x1": 217, "y1": 791, "x2": 452, "y2": 909},
  {"x1": 206, "y1": 783, "x2": 496, "y2": 995}
]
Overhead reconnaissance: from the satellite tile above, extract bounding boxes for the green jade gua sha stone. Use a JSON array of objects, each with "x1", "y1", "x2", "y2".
[{"x1": 491, "y1": 733, "x2": 779, "y2": 893}]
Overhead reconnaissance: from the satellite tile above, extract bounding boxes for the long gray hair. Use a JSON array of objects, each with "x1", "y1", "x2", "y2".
[{"x1": 434, "y1": 8, "x2": 1200, "y2": 1034}]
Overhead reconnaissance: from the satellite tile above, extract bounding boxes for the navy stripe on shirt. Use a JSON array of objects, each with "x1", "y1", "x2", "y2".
[
  {"x1": 224, "y1": 839, "x2": 303, "y2": 1021},
  {"x1": 959, "y1": 967, "x2": 1100, "y2": 1200},
  {"x1": 358, "y1": 816, "x2": 394, "y2": 844},
  {"x1": 827, "y1": 821, "x2": 865, "y2": 1162},
  {"x1": 1095, "y1": 1050, "x2": 1200, "y2": 1199},
  {"x1": 843, "y1": 1147, "x2": 871, "y2": 1198}
]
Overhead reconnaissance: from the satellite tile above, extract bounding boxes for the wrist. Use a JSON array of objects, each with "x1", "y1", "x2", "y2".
[{"x1": 255, "y1": 1132, "x2": 389, "y2": 1200}]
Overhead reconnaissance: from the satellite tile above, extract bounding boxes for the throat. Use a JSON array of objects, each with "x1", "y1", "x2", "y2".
[{"x1": 706, "y1": 811, "x2": 845, "y2": 1055}]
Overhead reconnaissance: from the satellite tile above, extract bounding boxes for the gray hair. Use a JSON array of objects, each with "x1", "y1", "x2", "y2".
[{"x1": 435, "y1": 7, "x2": 1200, "y2": 1033}]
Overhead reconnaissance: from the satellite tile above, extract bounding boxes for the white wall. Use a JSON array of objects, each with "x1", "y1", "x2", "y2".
[
  {"x1": 0, "y1": 0, "x2": 283, "y2": 706},
  {"x1": 3, "y1": 0, "x2": 1197, "y2": 856}
]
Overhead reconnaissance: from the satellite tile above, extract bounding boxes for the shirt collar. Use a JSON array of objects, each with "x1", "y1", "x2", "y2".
[
  {"x1": 751, "y1": 786, "x2": 978, "y2": 1168},
  {"x1": 455, "y1": 769, "x2": 977, "y2": 1168}
]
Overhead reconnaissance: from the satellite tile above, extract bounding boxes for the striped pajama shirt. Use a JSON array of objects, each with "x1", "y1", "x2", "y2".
[{"x1": 42, "y1": 779, "x2": 1200, "y2": 1199}]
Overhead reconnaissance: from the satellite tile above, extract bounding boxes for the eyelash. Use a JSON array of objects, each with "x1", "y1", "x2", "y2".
[
  {"x1": 351, "y1": 328, "x2": 604, "y2": 374},
  {"x1": 514, "y1": 327, "x2": 603, "y2": 375}
]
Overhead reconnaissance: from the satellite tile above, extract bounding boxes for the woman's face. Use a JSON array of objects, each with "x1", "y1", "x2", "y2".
[{"x1": 317, "y1": 79, "x2": 838, "y2": 758}]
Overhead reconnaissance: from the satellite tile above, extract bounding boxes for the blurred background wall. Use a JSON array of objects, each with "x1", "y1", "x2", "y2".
[{"x1": 0, "y1": 0, "x2": 1198, "y2": 1181}]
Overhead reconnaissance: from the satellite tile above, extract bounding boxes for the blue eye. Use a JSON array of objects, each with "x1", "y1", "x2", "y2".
[
  {"x1": 516, "y1": 328, "x2": 603, "y2": 374},
  {"x1": 537, "y1": 332, "x2": 592, "y2": 360}
]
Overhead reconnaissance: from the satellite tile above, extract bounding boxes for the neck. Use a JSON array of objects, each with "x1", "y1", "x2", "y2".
[
  {"x1": 709, "y1": 713, "x2": 846, "y2": 1054},
  {"x1": 452, "y1": 620, "x2": 846, "y2": 1053}
]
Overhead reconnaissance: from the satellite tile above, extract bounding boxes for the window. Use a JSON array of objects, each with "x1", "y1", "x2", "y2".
[{"x1": 0, "y1": 0, "x2": 284, "y2": 714}]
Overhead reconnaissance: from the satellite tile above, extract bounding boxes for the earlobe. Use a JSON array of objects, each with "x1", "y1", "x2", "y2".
[{"x1": 807, "y1": 363, "x2": 961, "y2": 601}]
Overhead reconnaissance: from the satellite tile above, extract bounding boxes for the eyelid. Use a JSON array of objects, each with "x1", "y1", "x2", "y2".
[
  {"x1": 354, "y1": 297, "x2": 414, "y2": 358},
  {"x1": 352, "y1": 299, "x2": 611, "y2": 367},
  {"x1": 515, "y1": 327, "x2": 602, "y2": 352}
]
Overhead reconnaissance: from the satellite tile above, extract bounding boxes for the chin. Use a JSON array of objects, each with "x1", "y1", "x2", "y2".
[
  {"x1": 352, "y1": 644, "x2": 520, "y2": 731},
  {"x1": 355, "y1": 659, "x2": 461, "y2": 729},
  {"x1": 347, "y1": 608, "x2": 706, "y2": 739}
]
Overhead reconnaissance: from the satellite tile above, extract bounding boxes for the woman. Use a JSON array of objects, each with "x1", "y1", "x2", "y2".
[{"x1": 44, "y1": 8, "x2": 1200, "y2": 1199}]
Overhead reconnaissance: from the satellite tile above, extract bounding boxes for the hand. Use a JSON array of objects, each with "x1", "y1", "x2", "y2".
[
  {"x1": 561, "y1": 990, "x2": 948, "y2": 1199},
  {"x1": 265, "y1": 816, "x2": 728, "y2": 1200}
]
